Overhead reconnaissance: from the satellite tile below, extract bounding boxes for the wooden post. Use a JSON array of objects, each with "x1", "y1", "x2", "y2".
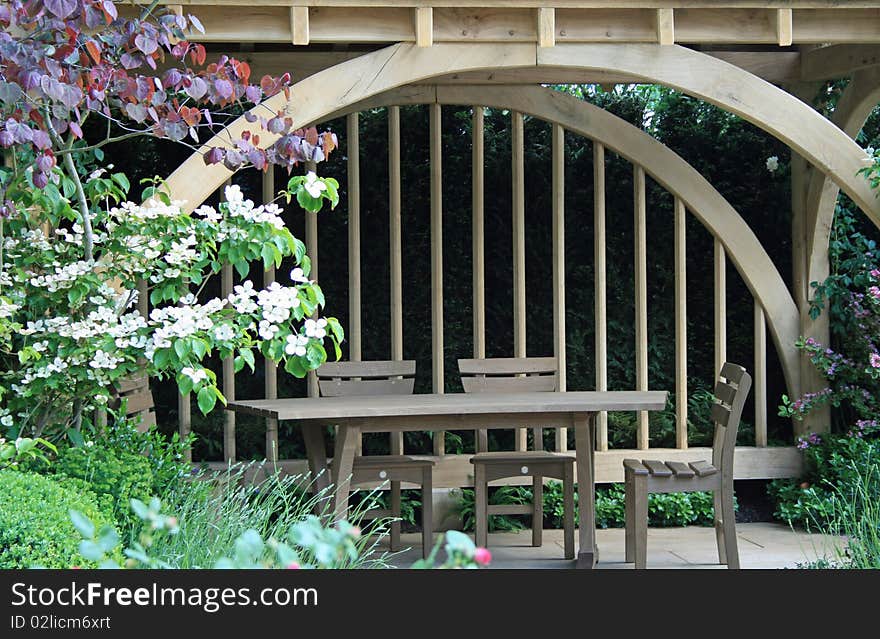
[
  {"x1": 472, "y1": 106, "x2": 488, "y2": 453},
  {"x1": 263, "y1": 169, "x2": 279, "y2": 464},
  {"x1": 754, "y1": 301, "x2": 768, "y2": 447},
  {"x1": 290, "y1": 7, "x2": 309, "y2": 45},
  {"x1": 634, "y1": 166, "x2": 649, "y2": 450},
  {"x1": 775, "y1": 9, "x2": 793, "y2": 47},
  {"x1": 221, "y1": 260, "x2": 236, "y2": 463},
  {"x1": 714, "y1": 238, "x2": 727, "y2": 380},
  {"x1": 430, "y1": 103, "x2": 445, "y2": 456},
  {"x1": 537, "y1": 8, "x2": 555, "y2": 48},
  {"x1": 347, "y1": 113, "x2": 363, "y2": 456},
  {"x1": 389, "y1": 106, "x2": 405, "y2": 456},
  {"x1": 512, "y1": 111, "x2": 528, "y2": 451},
  {"x1": 305, "y1": 160, "x2": 319, "y2": 400},
  {"x1": 674, "y1": 197, "x2": 688, "y2": 450},
  {"x1": 594, "y1": 142, "x2": 608, "y2": 452},
  {"x1": 415, "y1": 7, "x2": 433, "y2": 47},
  {"x1": 552, "y1": 123, "x2": 567, "y2": 452},
  {"x1": 656, "y1": 8, "x2": 675, "y2": 45}
]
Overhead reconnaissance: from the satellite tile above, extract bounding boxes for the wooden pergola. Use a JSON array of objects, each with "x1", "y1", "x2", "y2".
[{"x1": 155, "y1": 1, "x2": 880, "y2": 486}]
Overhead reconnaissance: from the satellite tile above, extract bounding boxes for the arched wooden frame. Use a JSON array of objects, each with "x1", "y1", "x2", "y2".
[
  {"x1": 306, "y1": 84, "x2": 800, "y2": 398},
  {"x1": 163, "y1": 41, "x2": 880, "y2": 240}
]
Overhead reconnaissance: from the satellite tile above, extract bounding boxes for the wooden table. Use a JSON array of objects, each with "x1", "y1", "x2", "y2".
[{"x1": 228, "y1": 390, "x2": 667, "y2": 568}]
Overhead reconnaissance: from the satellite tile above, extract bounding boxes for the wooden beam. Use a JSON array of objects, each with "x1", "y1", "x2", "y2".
[
  {"x1": 775, "y1": 8, "x2": 793, "y2": 47},
  {"x1": 347, "y1": 113, "x2": 361, "y2": 363},
  {"x1": 262, "y1": 169, "x2": 279, "y2": 464},
  {"x1": 537, "y1": 7, "x2": 556, "y2": 47},
  {"x1": 290, "y1": 7, "x2": 310, "y2": 45},
  {"x1": 801, "y1": 44, "x2": 880, "y2": 80},
  {"x1": 594, "y1": 142, "x2": 608, "y2": 453},
  {"x1": 388, "y1": 106, "x2": 404, "y2": 456},
  {"x1": 512, "y1": 110, "x2": 527, "y2": 452},
  {"x1": 714, "y1": 238, "x2": 727, "y2": 380},
  {"x1": 472, "y1": 106, "x2": 487, "y2": 454},
  {"x1": 634, "y1": 165, "x2": 649, "y2": 451},
  {"x1": 415, "y1": 7, "x2": 433, "y2": 47},
  {"x1": 656, "y1": 8, "x2": 674, "y2": 45},
  {"x1": 754, "y1": 301, "x2": 768, "y2": 447},
  {"x1": 674, "y1": 197, "x2": 687, "y2": 450},
  {"x1": 430, "y1": 102, "x2": 445, "y2": 455},
  {"x1": 552, "y1": 123, "x2": 567, "y2": 452}
]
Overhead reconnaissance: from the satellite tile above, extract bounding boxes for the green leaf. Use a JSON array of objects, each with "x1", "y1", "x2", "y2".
[
  {"x1": 240, "y1": 348, "x2": 255, "y2": 371},
  {"x1": 197, "y1": 385, "x2": 217, "y2": 414},
  {"x1": 70, "y1": 510, "x2": 95, "y2": 539},
  {"x1": 192, "y1": 339, "x2": 207, "y2": 359},
  {"x1": 79, "y1": 540, "x2": 105, "y2": 562}
]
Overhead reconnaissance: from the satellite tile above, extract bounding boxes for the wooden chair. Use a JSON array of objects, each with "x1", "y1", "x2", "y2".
[
  {"x1": 317, "y1": 360, "x2": 434, "y2": 558},
  {"x1": 623, "y1": 362, "x2": 752, "y2": 569},
  {"x1": 458, "y1": 357, "x2": 574, "y2": 559}
]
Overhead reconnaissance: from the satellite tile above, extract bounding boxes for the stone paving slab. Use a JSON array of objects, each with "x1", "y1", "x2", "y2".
[{"x1": 382, "y1": 523, "x2": 844, "y2": 569}]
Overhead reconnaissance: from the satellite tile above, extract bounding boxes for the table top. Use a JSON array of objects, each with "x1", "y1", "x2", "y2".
[{"x1": 227, "y1": 390, "x2": 668, "y2": 421}]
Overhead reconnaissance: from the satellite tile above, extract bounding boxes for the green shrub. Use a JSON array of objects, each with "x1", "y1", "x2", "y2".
[
  {"x1": 768, "y1": 432, "x2": 880, "y2": 529},
  {"x1": 55, "y1": 444, "x2": 153, "y2": 526},
  {"x1": 0, "y1": 469, "x2": 114, "y2": 568},
  {"x1": 456, "y1": 482, "x2": 730, "y2": 531}
]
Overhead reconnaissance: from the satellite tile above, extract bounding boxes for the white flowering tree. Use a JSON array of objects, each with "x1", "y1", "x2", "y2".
[{"x1": 0, "y1": 175, "x2": 342, "y2": 443}]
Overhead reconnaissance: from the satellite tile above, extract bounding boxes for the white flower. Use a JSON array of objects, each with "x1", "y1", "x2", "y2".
[
  {"x1": 290, "y1": 267, "x2": 308, "y2": 283},
  {"x1": 258, "y1": 320, "x2": 279, "y2": 341},
  {"x1": 304, "y1": 171, "x2": 327, "y2": 199},
  {"x1": 304, "y1": 318, "x2": 327, "y2": 339},
  {"x1": 224, "y1": 184, "x2": 244, "y2": 204},
  {"x1": 0, "y1": 415, "x2": 12, "y2": 427},
  {"x1": 765, "y1": 156, "x2": 779, "y2": 172},
  {"x1": 181, "y1": 366, "x2": 209, "y2": 384},
  {"x1": 285, "y1": 334, "x2": 309, "y2": 357},
  {"x1": 212, "y1": 323, "x2": 235, "y2": 342}
]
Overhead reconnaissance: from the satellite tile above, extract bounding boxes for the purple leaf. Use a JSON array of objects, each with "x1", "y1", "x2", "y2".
[
  {"x1": 203, "y1": 147, "x2": 224, "y2": 166},
  {"x1": 44, "y1": 0, "x2": 76, "y2": 20},
  {"x1": 102, "y1": 0, "x2": 118, "y2": 20},
  {"x1": 223, "y1": 149, "x2": 244, "y2": 170},
  {"x1": 125, "y1": 103, "x2": 148, "y2": 123},
  {"x1": 36, "y1": 154, "x2": 55, "y2": 173},
  {"x1": 0, "y1": 131, "x2": 13, "y2": 148},
  {"x1": 31, "y1": 129, "x2": 52, "y2": 149},
  {"x1": 163, "y1": 68, "x2": 182, "y2": 89},
  {"x1": 244, "y1": 111, "x2": 257, "y2": 123},
  {"x1": 68, "y1": 122, "x2": 82, "y2": 140},
  {"x1": 185, "y1": 77, "x2": 207, "y2": 101},
  {"x1": 188, "y1": 14, "x2": 205, "y2": 33},
  {"x1": 5, "y1": 119, "x2": 32, "y2": 143},
  {"x1": 164, "y1": 120, "x2": 187, "y2": 141},
  {"x1": 33, "y1": 171, "x2": 49, "y2": 189},
  {"x1": 120, "y1": 53, "x2": 141, "y2": 70},
  {"x1": 267, "y1": 116, "x2": 286, "y2": 134},
  {"x1": 135, "y1": 33, "x2": 158, "y2": 56},
  {"x1": 245, "y1": 85, "x2": 261, "y2": 104},
  {"x1": 0, "y1": 81, "x2": 23, "y2": 105},
  {"x1": 214, "y1": 79, "x2": 233, "y2": 100},
  {"x1": 248, "y1": 149, "x2": 266, "y2": 171}
]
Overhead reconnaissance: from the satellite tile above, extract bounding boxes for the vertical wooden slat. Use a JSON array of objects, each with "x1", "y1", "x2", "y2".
[
  {"x1": 537, "y1": 8, "x2": 556, "y2": 47},
  {"x1": 775, "y1": 8, "x2": 793, "y2": 47},
  {"x1": 262, "y1": 169, "x2": 279, "y2": 463},
  {"x1": 415, "y1": 7, "x2": 433, "y2": 47},
  {"x1": 552, "y1": 123, "x2": 567, "y2": 452},
  {"x1": 754, "y1": 301, "x2": 768, "y2": 447},
  {"x1": 656, "y1": 8, "x2": 675, "y2": 45},
  {"x1": 512, "y1": 111, "x2": 529, "y2": 452},
  {"x1": 594, "y1": 142, "x2": 608, "y2": 452},
  {"x1": 674, "y1": 197, "x2": 688, "y2": 450},
  {"x1": 347, "y1": 115, "x2": 362, "y2": 455},
  {"x1": 634, "y1": 165, "x2": 649, "y2": 450},
  {"x1": 305, "y1": 160, "x2": 319, "y2": 400},
  {"x1": 290, "y1": 7, "x2": 310, "y2": 45},
  {"x1": 389, "y1": 106, "x2": 405, "y2": 456},
  {"x1": 714, "y1": 238, "x2": 727, "y2": 379},
  {"x1": 430, "y1": 103, "x2": 445, "y2": 456},
  {"x1": 221, "y1": 261, "x2": 236, "y2": 463},
  {"x1": 472, "y1": 106, "x2": 488, "y2": 454}
]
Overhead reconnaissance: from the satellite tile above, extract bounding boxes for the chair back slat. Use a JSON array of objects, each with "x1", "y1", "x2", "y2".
[
  {"x1": 319, "y1": 378, "x2": 415, "y2": 397},
  {"x1": 458, "y1": 357, "x2": 556, "y2": 376},
  {"x1": 461, "y1": 375, "x2": 557, "y2": 394},
  {"x1": 458, "y1": 357, "x2": 558, "y2": 453},
  {"x1": 710, "y1": 362, "x2": 752, "y2": 472},
  {"x1": 317, "y1": 360, "x2": 415, "y2": 379}
]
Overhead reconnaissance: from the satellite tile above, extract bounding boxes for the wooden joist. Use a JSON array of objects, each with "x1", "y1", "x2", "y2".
[
  {"x1": 537, "y1": 7, "x2": 555, "y2": 47},
  {"x1": 290, "y1": 7, "x2": 310, "y2": 45},
  {"x1": 656, "y1": 8, "x2": 674, "y2": 45},
  {"x1": 415, "y1": 7, "x2": 433, "y2": 46},
  {"x1": 775, "y1": 8, "x2": 793, "y2": 46}
]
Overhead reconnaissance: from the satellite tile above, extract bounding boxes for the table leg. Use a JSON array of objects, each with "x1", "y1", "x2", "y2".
[
  {"x1": 330, "y1": 423, "x2": 360, "y2": 522},
  {"x1": 302, "y1": 424, "x2": 330, "y2": 492},
  {"x1": 573, "y1": 413, "x2": 597, "y2": 569}
]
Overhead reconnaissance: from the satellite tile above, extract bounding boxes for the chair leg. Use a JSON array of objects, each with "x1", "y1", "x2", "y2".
[
  {"x1": 421, "y1": 467, "x2": 433, "y2": 560},
  {"x1": 713, "y1": 490, "x2": 727, "y2": 565},
  {"x1": 390, "y1": 480, "x2": 401, "y2": 552},
  {"x1": 563, "y1": 464, "x2": 575, "y2": 560},
  {"x1": 532, "y1": 474, "x2": 543, "y2": 548},
  {"x1": 720, "y1": 484, "x2": 739, "y2": 569},
  {"x1": 474, "y1": 463, "x2": 488, "y2": 549},
  {"x1": 633, "y1": 475, "x2": 648, "y2": 569},
  {"x1": 624, "y1": 470, "x2": 635, "y2": 563}
]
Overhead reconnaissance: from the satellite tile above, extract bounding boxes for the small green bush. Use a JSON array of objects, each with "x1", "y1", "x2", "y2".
[
  {"x1": 0, "y1": 469, "x2": 114, "y2": 568},
  {"x1": 55, "y1": 444, "x2": 153, "y2": 525},
  {"x1": 456, "y1": 482, "x2": 730, "y2": 532}
]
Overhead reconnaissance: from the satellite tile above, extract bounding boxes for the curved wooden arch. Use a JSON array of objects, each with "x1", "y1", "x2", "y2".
[
  {"x1": 806, "y1": 68, "x2": 880, "y2": 286},
  {"x1": 310, "y1": 83, "x2": 800, "y2": 395},
  {"x1": 164, "y1": 42, "x2": 880, "y2": 236}
]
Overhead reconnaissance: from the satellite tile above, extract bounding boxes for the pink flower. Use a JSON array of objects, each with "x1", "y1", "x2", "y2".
[
  {"x1": 870, "y1": 353, "x2": 880, "y2": 369},
  {"x1": 869, "y1": 285, "x2": 880, "y2": 301},
  {"x1": 286, "y1": 562, "x2": 300, "y2": 569},
  {"x1": 870, "y1": 269, "x2": 880, "y2": 279},
  {"x1": 474, "y1": 547, "x2": 492, "y2": 566}
]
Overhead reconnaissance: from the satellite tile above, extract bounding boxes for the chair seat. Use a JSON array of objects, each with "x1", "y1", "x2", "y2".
[
  {"x1": 353, "y1": 455, "x2": 435, "y2": 469},
  {"x1": 623, "y1": 458, "x2": 718, "y2": 478},
  {"x1": 470, "y1": 450, "x2": 573, "y2": 465}
]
